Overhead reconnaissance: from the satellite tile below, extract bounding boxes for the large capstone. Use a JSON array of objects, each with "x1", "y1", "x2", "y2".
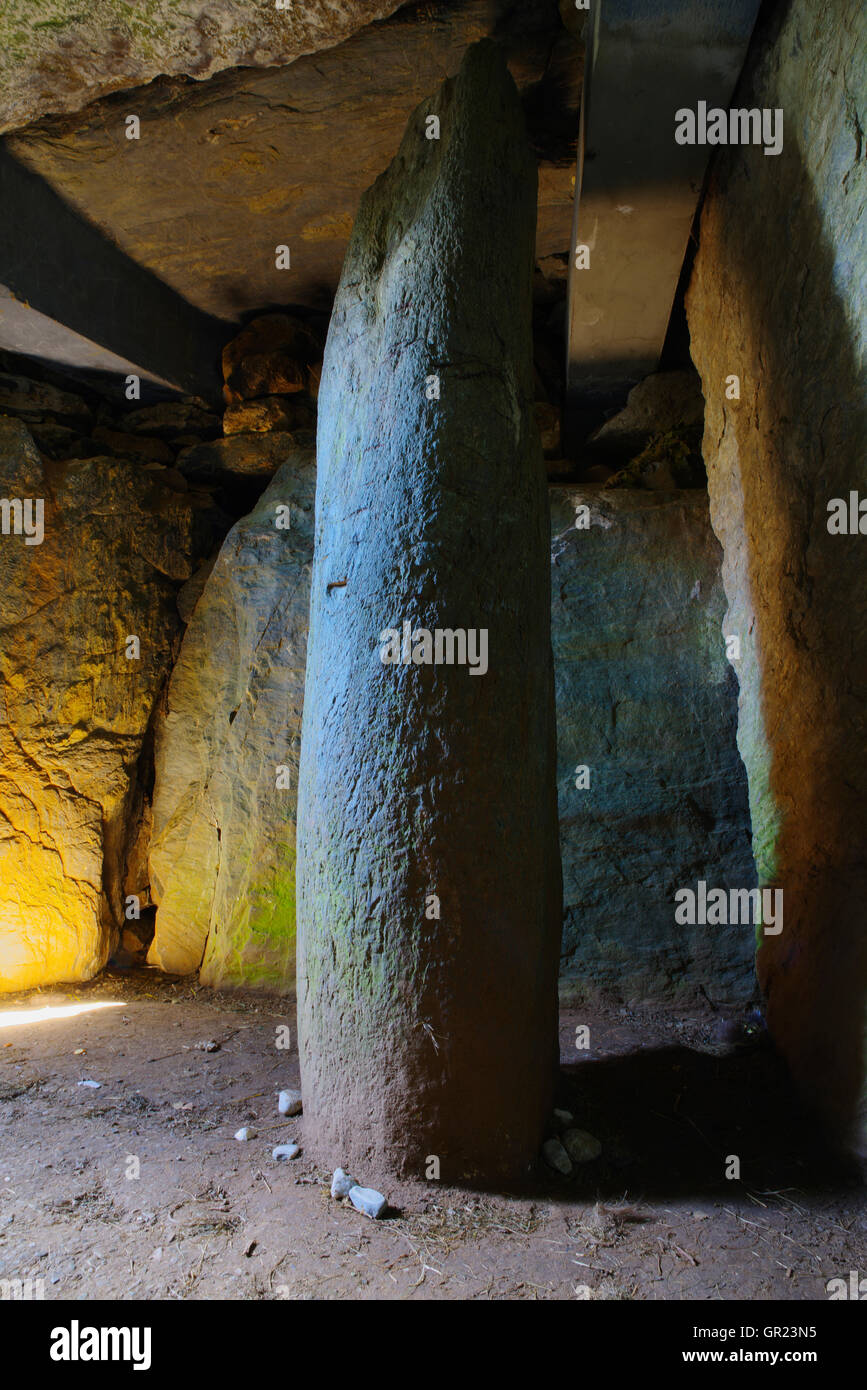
[
  {"x1": 296, "y1": 40, "x2": 562, "y2": 1182},
  {"x1": 0, "y1": 1, "x2": 405, "y2": 134},
  {"x1": 147, "y1": 447, "x2": 315, "y2": 988}
]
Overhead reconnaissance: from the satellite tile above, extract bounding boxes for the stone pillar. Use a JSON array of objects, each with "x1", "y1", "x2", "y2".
[{"x1": 296, "y1": 40, "x2": 562, "y2": 1183}]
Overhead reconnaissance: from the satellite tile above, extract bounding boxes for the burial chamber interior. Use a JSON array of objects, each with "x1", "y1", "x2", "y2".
[{"x1": 0, "y1": 0, "x2": 864, "y2": 1217}]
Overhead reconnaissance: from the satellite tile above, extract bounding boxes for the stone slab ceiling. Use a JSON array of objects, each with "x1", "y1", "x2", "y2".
[
  {"x1": 0, "y1": 0, "x2": 406, "y2": 134},
  {"x1": 3, "y1": 1, "x2": 580, "y2": 327}
]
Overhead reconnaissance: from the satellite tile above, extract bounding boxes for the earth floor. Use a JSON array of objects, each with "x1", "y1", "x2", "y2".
[{"x1": 0, "y1": 970, "x2": 863, "y2": 1301}]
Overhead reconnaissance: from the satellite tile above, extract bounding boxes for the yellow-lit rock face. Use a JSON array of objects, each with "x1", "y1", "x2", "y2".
[
  {"x1": 0, "y1": 414, "x2": 209, "y2": 991},
  {"x1": 0, "y1": 792, "x2": 103, "y2": 991}
]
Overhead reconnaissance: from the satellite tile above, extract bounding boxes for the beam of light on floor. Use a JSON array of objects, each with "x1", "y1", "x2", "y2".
[{"x1": 0, "y1": 1001, "x2": 126, "y2": 1030}]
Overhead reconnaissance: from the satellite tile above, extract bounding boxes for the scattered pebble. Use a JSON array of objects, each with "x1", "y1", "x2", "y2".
[
  {"x1": 73, "y1": 1048, "x2": 86, "y2": 1056},
  {"x1": 196, "y1": 1040, "x2": 220, "y2": 1052},
  {"x1": 234, "y1": 1126, "x2": 256, "y2": 1141},
  {"x1": 272, "y1": 1143, "x2": 300, "y2": 1161},
  {"x1": 330, "y1": 1168, "x2": 358, "y2": 1199},
  {"x1": 542, "y1": 1137, "x2": 573, "y2": 1175},
  {"x1": 278, "y1": 1089, "x2": 303, "y2": 1117},
  {"x1": 348, "y1": 1186, "x2": 388, "y2": 1219},
  {"x1": 552, "y1": 1108, "x2": 573, "y2": 1127},
  {"x1": 77, "y1": 1080, "x2": 101, "y2": 1089},
  {"x1": 562, "y1": 1128, "x2": 602, "y2": 1162}
]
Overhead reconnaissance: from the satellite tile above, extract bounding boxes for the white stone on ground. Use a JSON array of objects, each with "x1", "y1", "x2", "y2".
[
  {"x1": 331, "y1": 1168, "x2": 357, "y2": 1199},
  {"x1": 272, "y1": 1143, "x2": 300, "y2": 1161},
  {"x1": 278, "y1": 1089, "x2": 302, "y2": 1116},
  {"x1": 234, "y1": 1126, "x2": 256, "y2": 1141},
  {"x1": 348, "y1": 1186, "x2": 387, "y2": 1219}
]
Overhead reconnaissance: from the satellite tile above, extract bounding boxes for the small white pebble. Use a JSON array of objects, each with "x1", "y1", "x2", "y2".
[
  {"x1": 234, "y1": 1126, "x2": 256, "y2": 1141},
  {"x1": 330, "y1": 1167, "x2": 357, "y2": 1199},
  {"x1": 272, "y1": 1143, "x2": 300, "y2": 1161},
  {"x1": 278, "y1": 1089, "x2": 302, "y2": 1117}
]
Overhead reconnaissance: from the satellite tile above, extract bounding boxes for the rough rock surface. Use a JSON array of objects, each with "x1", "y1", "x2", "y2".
[
  {"x1": 222, "y1": 316, "x2": 321, "y2": 404},
  {"x1": 223, "y1": 397, "x2": 314, "y2": 437},
  {"x1": 0, "y1": 1, "x2": 405, "y2": 134},
  {"x1": 142, "y1": 478, "x2": 757, "y2": 1008},
  {"x1": 176, "y1": 430, "x2": 314, "y2": 483},
  {"x1": 0, "y1": 373, "x2": 92, "y2": 428},
  {"x1": 589, "y1": 371, "x2": 705, "y2": 461},
  {"x1": 686, "y1": 0, "x2": 867, "y2": 1147},
  {"x1": 147, "y1": 447, "x2": 315, "y2": 989},
  {"x1": 296, "y1": 41, "x2": 562, "y2": 1182},
  {"x1": 0, "y1": 416, "x2": 210, "y2": 990},
  {"x1": 123, "y1": 401, "x2": 222, "y2": 441},
  {"x1": 4, "y1": 3, "x2": 578, "y2": 324},
  {"x1": 586, "y1": 370, "x2": 707, "y2": 489},
  {"x1": 551, "y1": 487, "x2": 756, "y2": 1005}
]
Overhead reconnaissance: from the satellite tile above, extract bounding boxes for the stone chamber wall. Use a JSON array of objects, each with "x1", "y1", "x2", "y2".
[
  {"x1": 0, "y1": 319, "x2": 758, "y2": 1011},
  {"x1": 686, "y1": 0, "x2": 867, "y2": 1150}
]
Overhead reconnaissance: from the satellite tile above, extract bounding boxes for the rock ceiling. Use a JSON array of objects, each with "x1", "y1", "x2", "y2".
[
  {"x1": 2, "y1": 1, "x2": 581, "y2": 328},
  {"x1": 0, "y1": 0, "x2": 406, "y2": 134}
]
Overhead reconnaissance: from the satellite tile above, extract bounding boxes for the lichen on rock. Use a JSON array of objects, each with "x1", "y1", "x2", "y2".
[{"x1": 147, "y1": 445, "x2": 315, "y2": 990}]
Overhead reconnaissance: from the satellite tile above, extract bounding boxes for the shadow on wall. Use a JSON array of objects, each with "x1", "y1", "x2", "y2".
[
  {"x1": 550, "y1": 487, "x2": 758, "y2": 1010},
  {"x1": 686, "y1": 0, "x2": 867, "y2": 1151},
  {"x1": 0, "y1": 145, "x2": 227, "y2": 404}
]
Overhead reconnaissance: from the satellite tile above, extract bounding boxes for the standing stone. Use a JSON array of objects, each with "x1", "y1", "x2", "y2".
[
  {"x1": 296, "y1": 41, "x2": 562, "y2": 1182},
  {"x1": 686, "y1": 0, "x2": 867, "y2": 1150},
  {"x1": 148, "y1": 448, "x2": 315, "y2": 989}
]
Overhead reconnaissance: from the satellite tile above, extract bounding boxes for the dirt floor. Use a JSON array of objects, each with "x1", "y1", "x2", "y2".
[{"x1": 0, "y1": 969, "x2": 863, "y2": 1301}]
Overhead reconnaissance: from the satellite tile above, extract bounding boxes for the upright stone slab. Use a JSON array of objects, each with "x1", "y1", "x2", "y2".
[
  {"x1": 551, "y1": 487, "x2": 756, "y2": 1005},
  {"x1": 148, "y1": 448, "x2": 315, "y2": 989},
  {"x1": 686, "y1": 0, "x2": 867, "y2": 1150},
  {"x1": 296, "y1": 41, "x2": 562, "y2": 1182}
]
